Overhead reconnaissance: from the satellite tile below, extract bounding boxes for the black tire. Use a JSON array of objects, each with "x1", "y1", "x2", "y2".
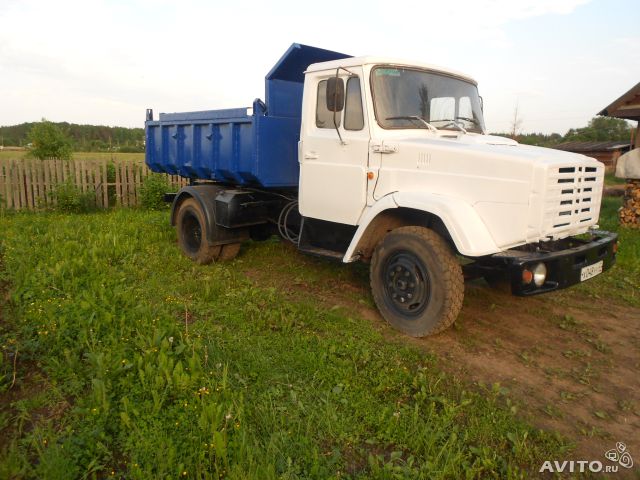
[
  {"x1": 219, "y1": 243, "x2": 241, "y2": 261},
  {"x1": 370, "y1": 226, "x2": 464, "y2": 337},
  {"x1": 175, "y1": 198, "x2": 221, "y2": 264}
]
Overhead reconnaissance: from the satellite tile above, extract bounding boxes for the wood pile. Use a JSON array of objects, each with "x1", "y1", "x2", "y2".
[{"x1": 619, "y1": 179, "x2": 640, "y2": 227}]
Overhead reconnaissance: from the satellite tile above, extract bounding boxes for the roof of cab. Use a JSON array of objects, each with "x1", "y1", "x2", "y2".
[{"x1": 305, "y1": 56, "x2": 477, "y2": 85}]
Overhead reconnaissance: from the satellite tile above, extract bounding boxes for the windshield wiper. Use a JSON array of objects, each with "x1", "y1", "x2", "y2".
[
  {"x1": 434, "y1": 119, "x2": 468, "y2": 134},
  {"x1": 455, "y1": 116, "x2": 485, "y2": 134},
  {"x1": 385, "y1": 116, "x2": 438, "y2": 133},
  {"x1": 455, "y1": 116, "x2": 478, "y2": 125}
]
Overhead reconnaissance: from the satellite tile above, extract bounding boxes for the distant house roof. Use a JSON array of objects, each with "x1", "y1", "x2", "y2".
[
  {"x1": 598, "y1": 82, "x2": 640, "y2": 121},
  {"x1": 553, "y1": 141, "x2": 631, "y2": 153}
]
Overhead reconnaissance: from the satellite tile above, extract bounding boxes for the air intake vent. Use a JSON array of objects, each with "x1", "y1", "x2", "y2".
[{"x1": 544, "y1": 164, "x2": 604, "y2": 236}]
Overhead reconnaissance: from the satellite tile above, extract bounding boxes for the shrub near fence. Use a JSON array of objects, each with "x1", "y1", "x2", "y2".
[{"x1": 0, "y1": 158, "x2": 188, "y2": 210}]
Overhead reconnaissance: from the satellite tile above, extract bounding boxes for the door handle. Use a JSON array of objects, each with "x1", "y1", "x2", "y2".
[
  {"x1": 371, "y1": 144, "x2": 398, "y2": 154},
  {"x1": 304, "y1": 152, "x2": 319, "y2": 160}
]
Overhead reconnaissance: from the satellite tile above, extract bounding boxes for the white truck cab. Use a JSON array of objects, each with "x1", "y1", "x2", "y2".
[
  {"x1": 300, "y1": 57, "x2": 605, "y2": 257},
  {"x1": 296, "y1": 56, "x2": 617, "y2": 336}
]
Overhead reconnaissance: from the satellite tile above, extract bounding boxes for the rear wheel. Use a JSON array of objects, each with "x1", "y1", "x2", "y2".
[
  {"x1": 176, "y1": 198, "x2": 221, "y2": 264},
  {"x1": 370, "y1": 226, "x2": 464, "y2": 337}
]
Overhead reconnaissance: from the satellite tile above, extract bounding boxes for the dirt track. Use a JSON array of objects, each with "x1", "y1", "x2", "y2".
[
  {"x1": 243, "y1": 243, "x2": 640, "y2": 464},
  {"x1": 416, "y1": 285, "x2": 640, "y2": 461}
]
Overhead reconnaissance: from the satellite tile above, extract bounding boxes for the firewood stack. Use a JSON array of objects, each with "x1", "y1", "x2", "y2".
[
  {"x1": 616, "y1": 148, "x2": 640, "y2": 228},
  {"x1": 619, "y1": 179, "x2": 640, "y2": 227}
]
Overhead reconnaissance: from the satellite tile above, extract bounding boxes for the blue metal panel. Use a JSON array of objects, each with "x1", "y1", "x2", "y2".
[
  {"x1": 145, "y1": 123, "x2": 159, "y2": 172},
  {"x1": 266, "y1": 80, "x2": 304, "y2": 118},
  {"x1": 254, "y1": 115, "x2": 300, "y2": 187},
  {"x1": 145, "y1": 43, "x2": 351, "y2": 188},
  {"x1": 265, "y1": 43, "x2": 351, "y2": 118},
  {"x1": 265, "y1": 43, "x2": 351, "y2": 84},
  {"x1": 161, "y1": 126, "x2": 175, "y2": 174}
]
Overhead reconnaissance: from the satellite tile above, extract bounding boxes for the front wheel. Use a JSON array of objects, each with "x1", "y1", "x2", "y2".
[{"x1": 370, "y1": 226, "x2": 464, "y2": 337}]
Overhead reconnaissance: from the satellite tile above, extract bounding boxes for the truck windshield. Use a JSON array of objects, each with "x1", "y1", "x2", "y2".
[{"x1": 371, "y1": 66, "x2": 485, "y2": 133}]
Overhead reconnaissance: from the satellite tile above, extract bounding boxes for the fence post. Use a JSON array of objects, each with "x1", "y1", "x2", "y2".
[
  {"x1": 43, "y1": 159, "x2": 51, "y2": 207},
  {"x1": 0, "y1": 160, "x2": 6, "y2": 208},
  {"x1": 114, "y1": 160, "x2": 122, "y2": 207},
  {"x1": 101, "y1": 160, "x2": 109, "y2": 208}
]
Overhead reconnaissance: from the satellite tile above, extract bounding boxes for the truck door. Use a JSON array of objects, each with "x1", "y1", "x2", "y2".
[{"x1": 299, "y1": 70, "x2": 370, "y2": 225}]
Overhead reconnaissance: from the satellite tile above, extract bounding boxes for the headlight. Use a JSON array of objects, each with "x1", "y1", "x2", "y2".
[{"x1": 533, "y1": 263, "x2": 547, "y2": 287}]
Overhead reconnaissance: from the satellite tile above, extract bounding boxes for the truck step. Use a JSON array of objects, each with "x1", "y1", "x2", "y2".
[{"x1": 298, "y1": 246, "x2": 344, "y2": 261}]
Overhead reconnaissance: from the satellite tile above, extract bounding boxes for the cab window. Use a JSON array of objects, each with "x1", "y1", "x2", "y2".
[
  {"x1": 344, "y1": 77, "x2": 364, "y2": 131},
  {"x1": 316, "y1": 80, "x2": 341, "y2": 128},
  {"x1": 429, "y1": 97, "x2": 455, "y2": 122}
]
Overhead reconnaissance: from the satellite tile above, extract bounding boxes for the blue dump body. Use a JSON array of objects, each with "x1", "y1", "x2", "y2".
[{"x1": 145, "y1": 44, "x2": 350, "y2": 188}]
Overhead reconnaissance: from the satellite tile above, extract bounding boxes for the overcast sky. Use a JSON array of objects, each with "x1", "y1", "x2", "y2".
[{"x1": 0, "y1": 0, "x2": 638, "y2": 134}]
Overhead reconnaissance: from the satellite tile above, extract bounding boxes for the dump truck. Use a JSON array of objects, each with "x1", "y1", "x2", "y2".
[{"x1": 145, "y1": 43, "x2": 618, "y2": 337}]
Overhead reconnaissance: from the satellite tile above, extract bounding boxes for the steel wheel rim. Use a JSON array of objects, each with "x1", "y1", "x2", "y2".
[
  {"x1": 382, "y1": 251, "x2": 431, "y2": 318},
  {"x1": 182, "y1": 211, "x2": 202, "y2": 254}
]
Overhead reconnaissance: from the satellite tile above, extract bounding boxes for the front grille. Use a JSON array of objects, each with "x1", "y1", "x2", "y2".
[{"x1": 543, "y1": 164, "x2": 603, "y2": 236}]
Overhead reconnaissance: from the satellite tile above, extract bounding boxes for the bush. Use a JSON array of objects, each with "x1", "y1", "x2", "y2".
[
  {"x1": 139, "y1": 174, "x2": 170, "y2": 210},
  {"x1": 50, "y1": 180, "x2": 96, "y2": 213},
  {"x1": 27, "y1": 119, "x2": 73, "y2": 160}
]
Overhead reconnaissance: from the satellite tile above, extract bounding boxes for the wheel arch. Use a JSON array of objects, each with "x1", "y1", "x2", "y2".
[
  {"x1": 170, "y1": 185, "x2": 220, "y2": 229},
  {"x1": 171, "y1": 185, "x2": 248, "y2": 246},
  {"x1": 344, "y1": 192, "x2": 499, "y2": 261},
  {"x1": 347, "y1": 207, "x2": 453, "y2": 261}
]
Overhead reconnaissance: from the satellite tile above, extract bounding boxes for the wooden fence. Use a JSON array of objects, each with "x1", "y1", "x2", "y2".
[{"x1": 0, "y1": 158, "x2": 189, "y2": 210}]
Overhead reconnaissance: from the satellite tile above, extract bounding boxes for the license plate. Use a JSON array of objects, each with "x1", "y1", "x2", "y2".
[{"x1": 580, "y1": 260, "x2": 603, "y2": 282}]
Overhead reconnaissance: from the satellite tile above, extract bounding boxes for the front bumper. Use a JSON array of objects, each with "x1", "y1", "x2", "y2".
[{"x1": 490, "y1": 230, "x2": 618, "y2": 296}]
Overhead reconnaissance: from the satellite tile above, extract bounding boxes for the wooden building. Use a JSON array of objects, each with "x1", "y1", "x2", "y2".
[
  {"x1": 599, "y1": 82, "x2": 640, "y2": 227},
  {"x1": 598, "y1": 81, "x2": 640, "y2": 148},
  {"x1": 553, "y1": 141, "x2": 630, "y2": 169}
]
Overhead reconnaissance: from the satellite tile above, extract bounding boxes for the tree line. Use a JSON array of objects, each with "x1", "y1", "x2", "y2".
[
  {"x1": 493, "y1": 116, "x2": 634, "y2": 147},
  {"x1": 0, "y1": 120, "x2": 144, "y2": 153}
]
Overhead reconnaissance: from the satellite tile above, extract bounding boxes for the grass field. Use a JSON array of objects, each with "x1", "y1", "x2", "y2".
[
  {"x1": 0, "y1": 210, "x2": 571, "y2": 479},
  {"x1": 0, "y1": 197, "x2": 638, "y2": 478}
]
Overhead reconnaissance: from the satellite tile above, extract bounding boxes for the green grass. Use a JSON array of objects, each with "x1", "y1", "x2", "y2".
[
  {"x1": 0, "y1": 210, "x2": 566, "y2": 479},
  {"x1": 604, "y1": 171, "x2": 626, "y2": 186},
  {"x1": 0, "y1": 151, "x2": 144, "y2": 162}
]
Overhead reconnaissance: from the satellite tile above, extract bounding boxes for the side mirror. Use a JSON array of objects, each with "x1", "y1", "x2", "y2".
[
  {"x1": 326, "y1": 77, "x2": 344, "y2": 112},
  {"x1": 479, "y1": 96, "x2": 484, "y2": 112}
]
